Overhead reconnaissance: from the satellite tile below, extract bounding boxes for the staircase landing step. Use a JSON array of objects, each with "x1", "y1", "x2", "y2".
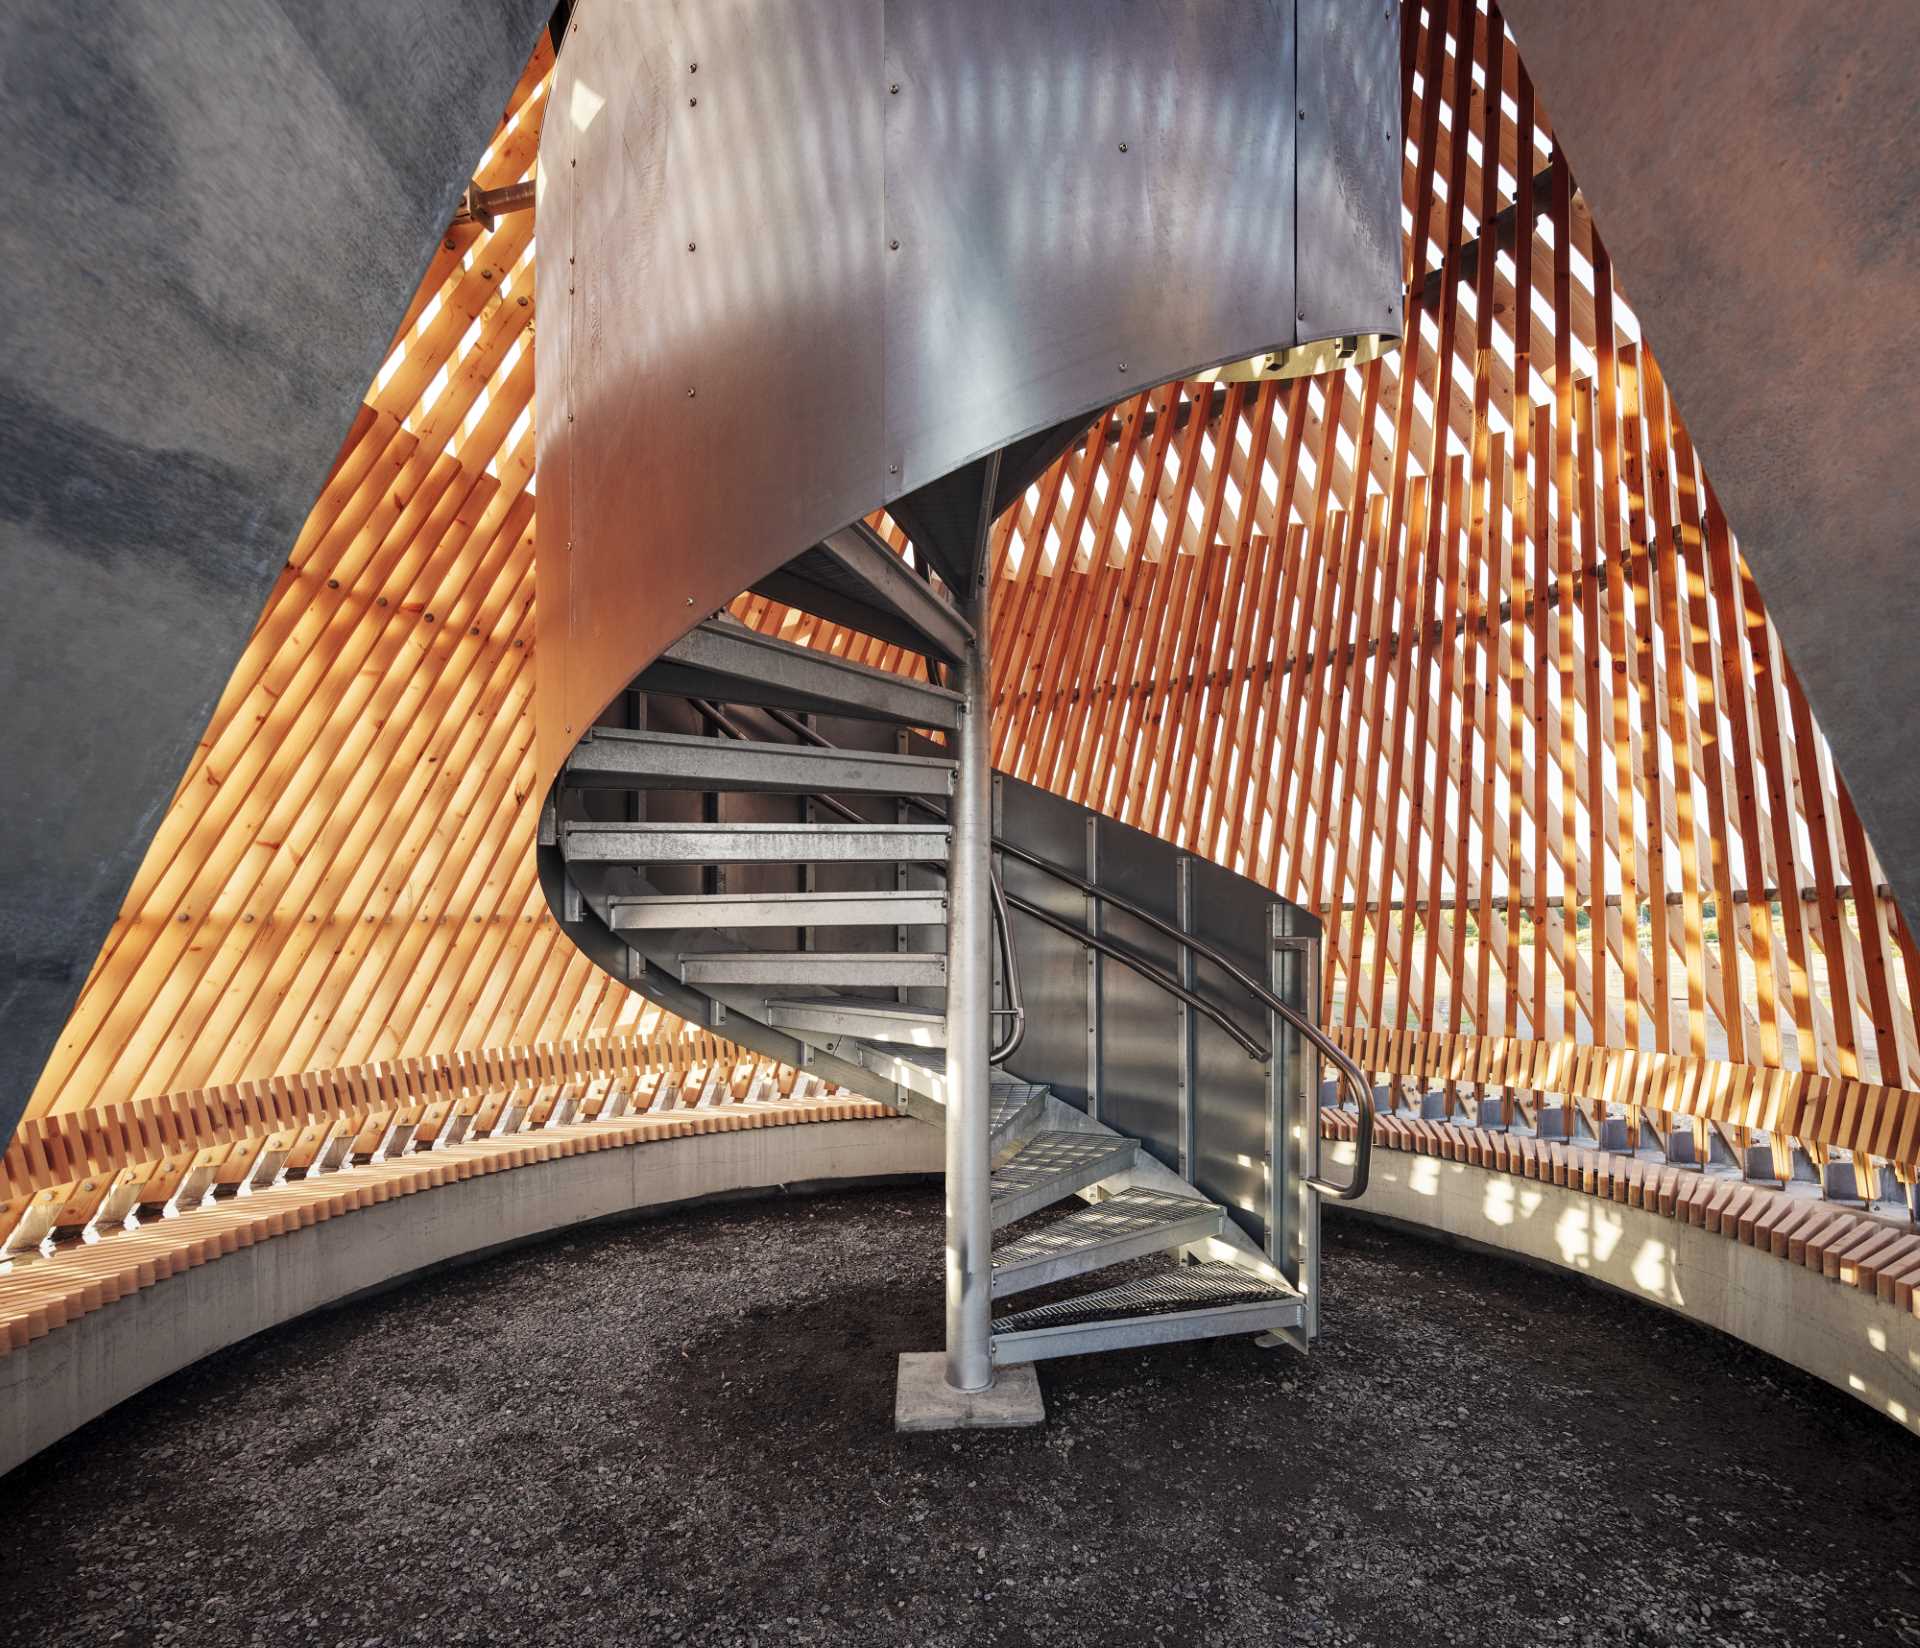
[
  {"x1": 991, "y1": 1188, "x2": 1224, "y2": 1297},
  {"x1": 991, "y1": 1261, "x2": 1304, "y2": 1364},
  {"x1": 990, "y1": 1131, "x2": 1138, "y2": 1228}
]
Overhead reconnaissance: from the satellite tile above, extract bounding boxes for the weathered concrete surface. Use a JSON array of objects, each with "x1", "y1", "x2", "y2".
[
  {"x1": 0, "y1": 1117, "x2": 942, "y2": 1477},
  {"x1": 1331, "y1": 1139, "x2": 1920, "y2": 1439},
  {"x1": 0, "y1": 0, "x2": 550, "y2": 1141},
  {"x1": 894, "y1": 1351, "x2": 1045, "y2": 1431},
  {"x1": 1502, "y1": 1, "x2": 1920, "y2": 939}
]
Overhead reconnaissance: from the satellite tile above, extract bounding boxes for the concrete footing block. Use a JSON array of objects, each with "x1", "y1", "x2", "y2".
[{"x1": 894, "y1": 1352, "x2": 1044, "y2": 1431}]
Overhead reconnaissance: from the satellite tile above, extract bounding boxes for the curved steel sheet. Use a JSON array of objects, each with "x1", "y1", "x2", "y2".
[{"x1": 534, "y1": 0, "x2": 1402, "y2": 791}]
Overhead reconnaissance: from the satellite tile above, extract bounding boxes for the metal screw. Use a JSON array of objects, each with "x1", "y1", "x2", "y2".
[
  {"x1": 687, "y1": 387, "x2": 696, "y2": 398},
  {"x1": 889, "y1": 238, "x2": 900, "y2": 250},
  {"x1": 888, "y1": 463, "x2": 899, "y2": 475},
  {"x1": 689, "y1": 96, "x2": 698, "y2": 107},
  {"x1": 1299, "y1": 109, "x2": 1307, "y2": 120},
  {"x1": 686, "y1": 596, "x2": 695, "y2": 606},
  {"x1": 327, "y1": 578, "x2": 339, "y2": 589},
  {"x1": 425, "y1": 613, "x2": 435, "y2": 623},
  {"x1": 480, "y1": 267, "x2": 493, "y2": 279},
  {"x1": 890, "y1": 82, "x2": 900, "y2": 94},
  {"x1": 687, "y1": 241, "x2": 696, "y2": 251},
  {"x1": 517, "y1": 295, "x2": 528, "y2": 306},
  {"x1": 1118, "y1": 142, "x2": 1128, "y2": 153},
  {"x1": 1118, "y1": 362, "x2": 1127, "y2": 372}
]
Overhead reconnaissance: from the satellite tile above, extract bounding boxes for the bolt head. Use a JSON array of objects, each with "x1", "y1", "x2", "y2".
[
  {"x1": 689, "y1": 96, "x2": 698, "y2": 107},
  {"x1": 688, "y1": 241, "x2": 697, "y2": 251},
  {"x1": 890, "y1": 82, "x2": 900, "y2": 94},
  {"x1": 1118, "y1": 141, "x2": 1128, "y2": 153},
  {"x1": 889, "y1": 238, "x2": 900, "y2": 251},
  {"x1": 687, "y1": 387, "x2": 696, "y2": 398}
]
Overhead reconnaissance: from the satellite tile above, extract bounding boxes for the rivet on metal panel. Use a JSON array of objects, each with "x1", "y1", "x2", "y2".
[
  {"x1": 1118, "y1": 362, "x2": 1127, "y2": 373},
  {"x1": 686, "y1": 387, "x2": 696, "y2": 398},
  {"x1": 1118, "y1": 142, "x2": 1128, "y2": 153},
  {"x1": 689, "y1": 62, "x2": 697, "y2": 72},
  {"x1": 889, "y1": 239, "x2": 900, "y2": 251},
  {"x1": 689, "y1": 97, "x2": 698, "y2": 107},
  {"x1": 890, "y1": 82, "x2": 900, "y2": 94},
  {"x1": 687, "y1": 242, "x2": 696, "y2": 251},
  {"x1": 888, "y1": 463, "x2": 899, "y2": 475}
]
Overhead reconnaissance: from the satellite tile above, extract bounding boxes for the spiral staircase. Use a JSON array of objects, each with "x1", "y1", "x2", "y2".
[
  {"x1": 540, "y1": 522, "x2": 1379, "y2": 1388},
  {"x1": 533, "y1": 0, "x2": 1399, "y2": 1411}
]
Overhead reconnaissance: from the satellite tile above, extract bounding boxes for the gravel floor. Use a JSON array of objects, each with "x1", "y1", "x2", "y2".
[{"x1": 1, "y1": 1185, "x2": 1916, "y2": 1648}]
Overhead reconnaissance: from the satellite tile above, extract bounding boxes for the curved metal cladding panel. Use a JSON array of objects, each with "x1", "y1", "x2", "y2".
[{"x1": 534, "y1": 0, "x2": 1403, "y2": 789}]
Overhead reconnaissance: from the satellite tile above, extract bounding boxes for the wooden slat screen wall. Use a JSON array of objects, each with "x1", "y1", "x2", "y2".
[{"x1": 21, "y1": 7, "x2": 1920, "y2": 1195}]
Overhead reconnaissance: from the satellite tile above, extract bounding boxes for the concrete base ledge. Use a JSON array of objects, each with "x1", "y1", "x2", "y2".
[
  {"x1": 1332, "y1": 1141, "x2": 1920, "y2": 1437},
  {"x1": 0, "y1": 1118, "x2": 940, "y2": 1478}
]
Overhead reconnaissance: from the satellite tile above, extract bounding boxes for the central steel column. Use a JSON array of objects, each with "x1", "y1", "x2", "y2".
[{"x1": 943, "y1": 575, "x2": 995, "y2": 1392}]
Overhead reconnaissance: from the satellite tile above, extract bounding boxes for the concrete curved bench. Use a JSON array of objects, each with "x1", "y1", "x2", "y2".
[
  {"x1": 1319, "y1": 1108, "x2": 1920, "y2": 1437},
  {"x1": 0, "y1": 1102, "x2": 936, "y2": 1476}
]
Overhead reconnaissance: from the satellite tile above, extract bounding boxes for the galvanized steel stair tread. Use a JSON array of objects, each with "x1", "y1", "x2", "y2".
[
  {"x1": 636, "y1": 617, "x2": 963, "y2": 729},
  {"x1": 680, "y1": 951, "x2": 946, "y2": 985},
  {"x1": 561, "y1": 821, "x2": 951, "y2": 864},
  {"x1": 563, "y1": 727, "x2": 955, "y2": 795},
  {"x1": 989, "y1": 1131, "x2": 1138, "y2": 1227},
  {"x1": 992, "y1": 1188, "x2": 1222, "y2": 1271},
  {"x1": 992, "y1": 1261, "x2": 1300, "y2": 1334}
]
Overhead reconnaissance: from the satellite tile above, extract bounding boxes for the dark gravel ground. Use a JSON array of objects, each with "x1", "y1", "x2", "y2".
[{"x1": 2, "y1": 1185, "x2": 1916, "y2": 1648}]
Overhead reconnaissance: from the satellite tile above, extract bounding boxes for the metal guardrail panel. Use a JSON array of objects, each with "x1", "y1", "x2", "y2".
[
  {"x1": 534, "y1": 0, "x2": 1402, "y2": 787},
  {"x1": 1189, "y1": 859, "x2": 1276, "y2": 1245},
  {"x1": 1297, "y1": 0, "x2": 1405, "y2": 340},
  {"x1": 879, "y1": 1, "x2": 1299, "y2": 497}
]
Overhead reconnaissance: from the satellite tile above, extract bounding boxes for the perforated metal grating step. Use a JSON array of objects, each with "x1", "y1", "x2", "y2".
[
  {"x1": 994, "y1": 1188, "x2": 1217, "y2": 1265},
  {"x1": 993, "y1": 1261, "x2": 1295, "y2": 1336},
  {"x1": 989, "y1": 1131, "x2": 1138, "y2": 1227},
  {"x1": 989, "y1": 1083, "x2": 1047, "y2": 1138}
]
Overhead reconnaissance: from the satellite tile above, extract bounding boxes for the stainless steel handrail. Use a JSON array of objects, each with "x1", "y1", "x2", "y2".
[
  {"x1": 1000, "y1": 892, "x2": 1267, "y2": 1060},
  {"x1": 992, "y1": 839, "x2": 1374, "y2": 1202}
]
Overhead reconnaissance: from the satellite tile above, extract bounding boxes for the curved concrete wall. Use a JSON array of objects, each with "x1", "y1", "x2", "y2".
[
  {"x1": 1501, "y1": 0, "x2": 1920, "y2": 940},
  {"x1": 1328, "y1": 1141, "x2": 1920, "y2": 1439},
  {"x1": 0, "y1": 0, "x2": 549, "y2": 1142},
  {"x1": 0, "y1": 1118, "x2": 939, "y2": 1478}
]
